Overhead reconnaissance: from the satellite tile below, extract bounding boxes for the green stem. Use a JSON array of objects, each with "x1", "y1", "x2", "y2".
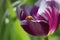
[{"x1": 44, "y1": 37, "x2": 48, "y2": 40}]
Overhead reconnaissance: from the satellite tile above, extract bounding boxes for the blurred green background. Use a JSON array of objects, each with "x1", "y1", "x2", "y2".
[{"x1": 0, "y1": 0, "x2": 60, "y2": 40}]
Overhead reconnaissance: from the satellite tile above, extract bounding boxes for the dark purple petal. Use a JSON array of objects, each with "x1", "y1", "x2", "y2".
[
  {"x1": 16, "y1": 5, "x2": 26, "y2": 20},
  {"x1": 22, "y1": 25, "x2": 36, "y2": 35},
  {"x1": 27, "y1": 20, "x2": 49, "y2": 36},
  {"x1": 36, "y1": 14, "x2": 48, "y2": 21},
  {"x1": 21, "y1": 20, "x2": 49, "y2": 36},
  {"x1": 30, "y1": 6, "x2": 39, "y2": 19},
  {"x1": 16, "y1": 4, "x2": 33, "y2": 20}
]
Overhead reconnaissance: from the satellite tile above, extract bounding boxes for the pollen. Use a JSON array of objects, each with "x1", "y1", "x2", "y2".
[{"x1": 26, "y1": 16, "x2": 33, "y2": 20}]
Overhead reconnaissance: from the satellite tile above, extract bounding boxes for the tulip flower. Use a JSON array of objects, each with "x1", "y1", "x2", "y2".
[{"x1": 16, "y1": 0, "x2": 60, "y2": 36}]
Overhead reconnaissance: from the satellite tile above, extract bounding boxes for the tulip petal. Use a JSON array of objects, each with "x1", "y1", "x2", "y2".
[
  {"x1": 20, "y1": 20, "x2": 49, "y2": 36},
  {"x1": 16, "y1": 4, "x2": 32, "y2": 20},
  {"x1": 44, "y1": 6, "x2": 59, "y2": 34},
  {"x1": 26, "y1": 20, "x2": 49, "y2": 36},
  {"x1": 16, "y1": 5, "x2": 26, "y2": 20},
  {"x1": 30, "y1": 6, "x2": 39, "y2": 19}
]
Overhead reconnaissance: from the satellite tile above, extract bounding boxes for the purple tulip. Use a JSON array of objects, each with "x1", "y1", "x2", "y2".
[{"x1": 16, "y1": 0, "x2": 60, "y2": 36}]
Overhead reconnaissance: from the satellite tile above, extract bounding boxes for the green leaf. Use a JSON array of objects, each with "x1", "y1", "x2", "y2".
[
  {"x1": 27, "y1": 0, "x2": 37, "y2": 5},
  {"x1": 0, "y1": 0, "x2": 6, "y2": 40},
  {"x1": 0, "y1": 0, "x2": 6, "y2": 27},
  {"x1": 6, "y1": 0, "x2": 16, "y2": 19},
  {"x1": 21, "y1": 0, "x2": 37, "y2": 5},
  {"x1": 6, "y1": 0, "x2": 30, "y2": 40}
]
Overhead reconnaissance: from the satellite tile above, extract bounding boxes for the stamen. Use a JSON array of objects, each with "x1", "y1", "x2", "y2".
[{"x1": 26, "y1": 16, "x2": 34, "y2": 20}]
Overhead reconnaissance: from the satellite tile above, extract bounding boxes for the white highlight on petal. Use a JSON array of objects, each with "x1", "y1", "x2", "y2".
[
  {"x1": 37, "y1": 1, "x2": 48, "y2": 20},
  {"x1": 44, "y1": 6, "x2": 51, "y2": 17},
  {"x1": 55, "y1": 0, "x2": 60, "y2": 4},
  {"x1": 31, "y1": 20, "x2": 47, "y2": 23},
  {"x1": 55, "y1": 0, "x2": 60, "y2": 13},
  {"x1": 45, "y1": 0, "x2": 52, "y2": 1},
  {"x1": 37, "y1": 1, "x2": 47, "y2": 14},
  {"x1": 35, "y1": 0, "x2": 42, "y2": 7},
  {"x1": 20, "y1": 20, "x2": 27, "y2": 25}
]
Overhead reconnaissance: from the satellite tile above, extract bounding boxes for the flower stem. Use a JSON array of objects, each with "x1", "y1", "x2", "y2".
[{"x1": 44, "y1": 37, "x2": 48, "y2": 40}]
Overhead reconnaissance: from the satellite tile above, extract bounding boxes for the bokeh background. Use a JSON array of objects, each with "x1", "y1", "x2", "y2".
[{"x1": 0, "y1": 0, "x2": 60, "y2": 40}]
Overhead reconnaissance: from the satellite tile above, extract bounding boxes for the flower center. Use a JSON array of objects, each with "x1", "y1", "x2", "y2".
[{"x1": 26, "y1": 16, "x2": 34, "y2": 20}]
